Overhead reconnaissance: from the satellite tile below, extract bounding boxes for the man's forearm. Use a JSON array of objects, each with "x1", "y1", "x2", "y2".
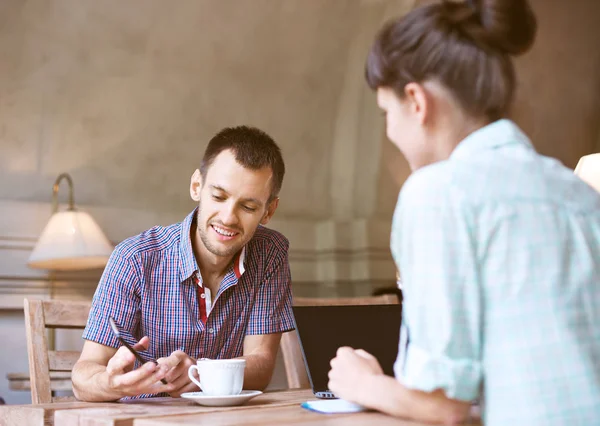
[
  {"x1": 72, "y1": 361, "x2": 123, "y2": 402},
  {"x1": 240, "y1": 353, "x2": 275, "y2": 391},
  {"x1": 360, "y1": 374, "x2": 471, "y2": 424}
]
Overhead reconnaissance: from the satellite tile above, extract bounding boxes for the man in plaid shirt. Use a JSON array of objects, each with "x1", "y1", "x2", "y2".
[{"x1": 72, "y1": 126, "x2": 295, "y2": 401}]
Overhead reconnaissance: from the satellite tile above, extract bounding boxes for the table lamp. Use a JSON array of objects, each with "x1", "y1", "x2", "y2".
[
  {"x1": 574, "y1": 153, "x2": 600, "y2": 193},
  {"x1": 28, "y1": 173, "x2": 113, "y2": 270}
]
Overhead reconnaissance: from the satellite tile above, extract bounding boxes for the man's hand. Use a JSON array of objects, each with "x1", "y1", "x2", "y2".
[
  {"x1": 328, "y1": 347, "x2": 384, "y2": 403},
  {"x1": 105, "y1": 336, "x2": 173, "y2": 397},
  {"x1": 157, "y1": 350, "x2": 199, "y2": 397}
]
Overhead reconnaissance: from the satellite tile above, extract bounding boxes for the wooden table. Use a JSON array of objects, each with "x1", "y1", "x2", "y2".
[
  {"x1": 0, "y1": 389, "x2": 481, "y2": 426},
  {"x1": 134, "y1": 404, "x2": 482, "y2": 426}
]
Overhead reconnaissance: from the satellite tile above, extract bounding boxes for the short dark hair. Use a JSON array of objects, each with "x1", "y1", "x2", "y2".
[
  {"x1": 366, "y1": 0, "x2": 537, "y2": 121},
  {"x1": 200, "y1": 126, "x2": 285, "y2": 200}
]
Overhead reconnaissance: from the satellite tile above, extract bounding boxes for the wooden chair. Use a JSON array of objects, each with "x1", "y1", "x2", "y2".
[
  {"x1": 280, "y1": 294, "x2": 398, "y2": 389},
  {"x1": 23, "y1": 298, "x2": 91, "y2": 403}
]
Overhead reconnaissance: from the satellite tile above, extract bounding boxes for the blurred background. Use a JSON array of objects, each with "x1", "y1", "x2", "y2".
[{"x1": 0, "y1": 0, "x2": 599, "y2": 403}]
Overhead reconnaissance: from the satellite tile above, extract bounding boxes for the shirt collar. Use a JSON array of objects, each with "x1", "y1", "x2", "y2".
[
  {"x1": 178, "y1": 208, "x2": 247, "y2": 282},
  {"x1": 450, "y1": 119, "x2": 535, "y2": 161},
  {"x1": 233, "y1": 247, "x2": 246, "y2": 278}
]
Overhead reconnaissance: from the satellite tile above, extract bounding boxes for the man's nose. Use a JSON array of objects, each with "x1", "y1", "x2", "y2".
[{"x1": 220, "y1": 202, "x2": 239, "y2": 226}]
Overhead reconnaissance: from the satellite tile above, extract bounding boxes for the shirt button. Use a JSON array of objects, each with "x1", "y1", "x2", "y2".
[
  {"x1": 208, "y1": 328, "x2": 214, "y2": 334},
  {"x1": 200, "y1": 293, "x2": 206, "y2": 299}
]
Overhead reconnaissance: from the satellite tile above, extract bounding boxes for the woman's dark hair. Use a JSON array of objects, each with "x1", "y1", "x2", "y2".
[
  {"x1": 366, "y1": 0, "x2": 537, "y2": 121},
  {"x1": 200, "y1": 126, "x2": 285, "y2": 200}
]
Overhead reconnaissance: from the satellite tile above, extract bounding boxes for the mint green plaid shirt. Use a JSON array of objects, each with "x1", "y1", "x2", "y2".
[{"x1": 392, "y1": 119, "x2": 600, "y2": 426}]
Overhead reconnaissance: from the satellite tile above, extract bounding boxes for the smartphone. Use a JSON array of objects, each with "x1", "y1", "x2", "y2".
[{"x1": 108, "y1": 316, "x2": 168, "y2": 384}]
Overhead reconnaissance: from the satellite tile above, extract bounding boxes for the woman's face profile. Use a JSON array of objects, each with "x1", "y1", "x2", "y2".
[{"x1": 377, "y1": 86, "x2": 428, "y2": 171}]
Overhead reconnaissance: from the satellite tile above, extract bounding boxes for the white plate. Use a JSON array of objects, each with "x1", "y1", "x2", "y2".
[{"x1": 181, "y1": 390, "x2": 263, "y2": 407}]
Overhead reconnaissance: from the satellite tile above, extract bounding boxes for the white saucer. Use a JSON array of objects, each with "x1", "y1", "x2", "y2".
[{"x1": 181, "y1": 390, "x2": 263, "y2": 407}]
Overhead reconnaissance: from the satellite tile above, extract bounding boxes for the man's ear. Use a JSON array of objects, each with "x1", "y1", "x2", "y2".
[
  {"x1": 260, "y1": 197, "x2": 279, "y2": 225},
  {"x1": 404, "y1": 82, "x2": 429, "y2": 125},
  {"x1": 190, "y1": 169, "x2": 203, "y2": 202}
]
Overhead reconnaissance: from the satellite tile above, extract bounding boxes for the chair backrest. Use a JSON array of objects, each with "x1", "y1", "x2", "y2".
[
  {"x1": 280, "y1": 294, "x2": 398, "y2": 389},
  {"x1": 23, "y1": 298, "x2": 91, "y2": 403}
]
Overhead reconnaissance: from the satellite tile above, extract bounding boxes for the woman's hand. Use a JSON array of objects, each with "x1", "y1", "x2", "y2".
[{"x1": 327, "y1": 347, "x2": 384, "y2": 403}]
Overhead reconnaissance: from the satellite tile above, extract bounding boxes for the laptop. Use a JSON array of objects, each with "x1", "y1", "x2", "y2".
[{"x1": 292, "y1": 304, "x2": 402, "y2": 398}]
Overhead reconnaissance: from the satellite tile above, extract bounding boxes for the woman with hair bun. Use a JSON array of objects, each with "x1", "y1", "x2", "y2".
[{"x1": 327, "y1": 1, "x2": 600, "y2": 424}]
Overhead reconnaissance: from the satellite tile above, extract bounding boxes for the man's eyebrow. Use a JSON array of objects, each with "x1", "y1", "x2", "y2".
[
  {"x1": 209, "y1": 185, "x2": 264, "y2": 207},
  {"x1": 210, "y1": 184, "x2": 229, "y2": 194}
]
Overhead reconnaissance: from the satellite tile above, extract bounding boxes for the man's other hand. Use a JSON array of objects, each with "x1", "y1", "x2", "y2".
[{"x1": 157, "y1": 350, "x2": 199, "y2": 397}]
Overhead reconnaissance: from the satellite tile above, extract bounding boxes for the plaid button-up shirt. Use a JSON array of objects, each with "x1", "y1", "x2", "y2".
[
  {"x1": 83, "y1": 208, "x2": 294, "y2": 398},
  {"x1": 392, "y1": 119, "x2": 600, "y2": 426}
]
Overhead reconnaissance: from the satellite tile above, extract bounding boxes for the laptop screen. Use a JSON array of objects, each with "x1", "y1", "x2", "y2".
[{"x1": 292, "y1": 304, "x2": 402, "y2": 393}]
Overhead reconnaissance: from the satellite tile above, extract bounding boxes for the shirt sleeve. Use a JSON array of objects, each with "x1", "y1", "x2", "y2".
[
  {"x1": 246, "y1": 248, "x2": 295, "y2": 335},
  {"x1": 82, "y1": 247, "x2": 142, "y2": 349},
  {"x1": 391, "y1": 172, "x2": 483, "y2": 402}
]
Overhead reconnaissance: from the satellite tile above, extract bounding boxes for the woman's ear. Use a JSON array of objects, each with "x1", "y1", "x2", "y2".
[
  {"x1": 404, "y1": 82, "x2": 429, "y2": 125},
  {"x1": 190, "y1": 169, "x2": 202, "y2": 202}
]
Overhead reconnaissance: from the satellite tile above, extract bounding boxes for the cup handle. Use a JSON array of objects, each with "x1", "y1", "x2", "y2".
[{"x1": 188, "y1": 365, "x2": 202, "y2": 390}]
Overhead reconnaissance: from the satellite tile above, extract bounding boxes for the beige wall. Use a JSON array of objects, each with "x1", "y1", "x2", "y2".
[
  {"x1": 512, "y1": 0, "x2": 600, "y2": 168},
  {"x1": 0, "y1": 0, "x2": 364, "y2": 218}
]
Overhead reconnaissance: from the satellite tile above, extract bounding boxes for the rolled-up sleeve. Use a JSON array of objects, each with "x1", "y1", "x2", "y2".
[
  {"x1": 82, "y1": 247, "x2": 141, "y2": 349},
  {"x1": 392, "y1": 172, "x2": 483, "y2": 402}
]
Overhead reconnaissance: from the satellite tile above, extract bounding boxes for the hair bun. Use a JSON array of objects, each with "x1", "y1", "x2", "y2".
[{"x1": 469, "y1": 0, "x2": 537, "y2": 55}]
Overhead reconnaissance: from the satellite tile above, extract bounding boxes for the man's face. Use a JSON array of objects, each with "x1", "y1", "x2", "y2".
[{"x1": 190, "y1": 149, "x2": 278, "y2": 258}]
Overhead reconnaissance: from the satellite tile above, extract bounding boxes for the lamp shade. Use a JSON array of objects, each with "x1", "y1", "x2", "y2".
[
  {"x1": 574, "y1": 153, "x2": 600, "y2": 193},
  {"x1": 28, "y1": 210, "x2": 113, "y2": 270}
]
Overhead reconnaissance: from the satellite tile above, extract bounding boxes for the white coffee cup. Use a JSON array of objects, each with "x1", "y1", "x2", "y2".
[{"x1": 188, "y1": 358, "x2": 246, "y2": 396}]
